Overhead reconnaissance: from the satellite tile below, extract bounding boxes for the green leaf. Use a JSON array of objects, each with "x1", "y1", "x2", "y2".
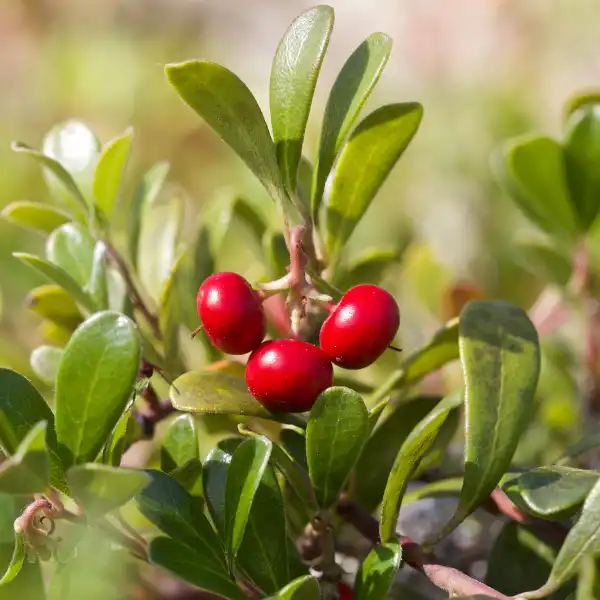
[
  {"x1": 137, "y1": 189, "x2": 183, "y2": 304},
  {"x1": 102, "y1": 406, "x2": 140, "y2": 467},
  {"x1": 564, "y1": 104, "x2": 600, "y2": 230},
  {"x1": 403, "y1": 477, "x2": 464, "y2": 505},
  {"x1": 561, "y1": 429, "x2": 600, "y2": 463},
  {"x1": 93, "y1": 128, "x2": 133, "y2": 218},
  {"x1": 263, "y1": 229, "x2": 289, "y2": 278},
  {"x1": 0, "y1": 534, "x2": 24, "y2": 587},
  {"x1": 236, "y1": 464, "x2": 291, "y2": 594},
  {"x1": 1, "y1": 201, "x2": 71, "y2": 234},
  {"x1": 149, "y1": 537, "x2": 244, "y2": 600},
  {"x1": 312, "y1": 32, "x2": 393, "y2": 221},
  {"x1": 528, "y1": 477, "x2": 600, "y2": 596},
  {"x1": 225, "y1": 436, "x2": 272, "y2": 559},
  {"x1": 336, "y1": 246, "x2": 401, "y2": 290},
  {"x1": 46, "y1": 223, "x2": 95, "y2": 288},
  {"x1": 380, "y1": 389, "x2": 463, "y2": 542},
  {"x1": 26, "y1": 284, "x2": 83, "y2": 331},
  {"x1": 203, "y1": 439, "x2": 242, "y2": 538},
  {"x1": 170, "y1": 371, "x2": 304, "y2": 425},
  {"x1": 517, "y1": 242, "x2": 573, "y2": 287},
  {"x1": 486, "y1": 522, "x2": 575, "y2": 600},
  {"x1": 55, "y1": 311, "x2": 141, "y2": 468},
  {"x1": 564, "y1": 90, "x2": 600, "y2": 119},
  {"x1": 165, "y1": 61, "x2": 291, "y2": 214},
  {"x1": 431, "y1": 300, "x2": 541, "y2": 543},
  {"x1": 30, "y1": 345, "x2": 62, "y2": 386},
  {"x1": 161, "y1": 414, "x2": 199, "y2": 473},
  {"x1": 171, "y1": 459, "x2": 204, "y2": 498},
  {"x1": 87, "y1": 241, "x2": 109, "y2": 310},
  {"x1": 306, "y1": 387, "x2": 368, "y2": 508},
  {"x1": 14, "y1": 252, "x2": 97, "y2": 313},
  {"x1": 355, "y1": 539, "x2": 402, "y2": 600},
  {"x1": 0, "y1": 422, "x2": 49, "y2": 495},
  {"x1": 296, "y1": 157, "x2": 314, "y2": 210},
  {"x1": 270, "y1": 5, "x2": 334, "y2": 195},
  {"x1": 503, "y1": 467, "x2": 599, "y2": 520},
  {"x1": 129, "y1": 161, "x2": 170, "y2": 266},
  {"x1": 67, "y1": 464, "x2": 149, "y2": 517},
  {"x1": 354, "y1": 396, "x2": 443, "y2": 512},
  {"x1": 11, "y1": 141, "x2": 88, "y2": 220},
  {"x1": 266, "y1": 575, "x2": 320, "y2": 600},
  {"x1": 135, "y1": 470, "x2": 225, "y2": 568},
  {"x1": 494, "y1": 135, "x2": 579, "y2": 240},
  {"x1": 0, "y1": 368, "x2": 54, "y2": 455},
  {"x1": 325, "y1": 103, "x2": 422, "y2": 262}
]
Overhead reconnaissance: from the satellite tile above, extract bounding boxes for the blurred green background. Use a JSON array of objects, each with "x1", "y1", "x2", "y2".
[{"x1": 1, "y1": 0, "x2": 599, "y2": 461}]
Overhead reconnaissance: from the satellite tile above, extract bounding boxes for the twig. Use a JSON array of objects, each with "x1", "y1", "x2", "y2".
[
  {"x1": 106, "y1": 243, "x2": 161, "y2": 339},
  {"x1": 337, "y1": 494, "x2": 510, "y2": 599},
  {"x1": 137, "y1": 383, "x2": 176, "y2": 437}
]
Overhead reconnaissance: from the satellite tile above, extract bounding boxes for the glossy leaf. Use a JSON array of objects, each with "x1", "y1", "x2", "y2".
[
  {"x1": 203, "y1": 438, "x2": 242, "y2": 537},
  {"x1": 494, "y1": 135, "x2": 579, "y2": 240},
  {"x1": 266, "y1": 575, "x2": 320, "y2": 600},
  {"x1": 149, "y1": 537, "x2": 244, "y2": 600},
  {"x1": 306, "y1": 387, "x2": 368, "y2": 508},
  {"x1": 165, "y1": 61, "x2": 290, "y2": 212},
  {"x1": 0, "y1": 534, "x2": 24, "y2": 587},
  {"x1": 225, "y1": 436, "x2": 272, "y2": 559},
  {"x1": 432, "y1": 300, "x2": 540, "y2": 543},
  {"x1": 325, "y1": 103, "x2": 422, "y2": 262},
  {"x1": 355, "y1": 396, "x2": 442, "y2": 512},
  {"x1": 0, "y1": 422, "x2": 49, "y2": 495},
  {"x1": 93, "y1": 128, "x2": 133, "y2": 218},
  {"x1": 270, "y1": 5, "x2": 334, "y2": 194},
  {"x1": 11, "y1": 141, "x2": 88, "y2": 219},
  {"x1": 1, "y1": 201, "x2": 71, "y2": 234},
  {"x1": 564, "y1": 104, "x2": 600, "y2": 230},
  {"x1": 46, "y1": 223, "x2": 95, "y2": 288},
  {"x1": 135, "y1": 470, "x2": 225, "y2": 568},
  {"x1": 355, "y1": 539, "x2": 402, "y2": 600},
  {"x1": 312, "y1": 32, "x2": 392, "y2": 220},
  {"x1": 129, "y1": 161, "x2": 170, "y2": 266},
  {"x1": 529, "y1": 477, "x2": 600, "y2": 596},
  {"x1": 26, "y1": 284, "x2": 83, "y2": 331},
  {"x1": 137, "y1": 189, "x2": 183, "y2": 304},
  {"x1": 30, "y1": 345, "x2": 62, "y2": 386},
  {"x1": 503, "y1": 467, "x2": 599, "y2": 520},
  {"x1": 55, "y1": 311, "x2": 141, "y2": 468},
  {"x1": 236, "y1": 465, "x2": 291, "y2": 594},
  {"x1": 280, "y1": 427, "x2": 308, "y2": 472},
  {"x1": 161, "y1": 414, "x2": 199, "y2": 473},
  {"x1": 171, "y1": 459, "x2": 204, "y2": 498},
  {"x1": 403, "y1": 477, "x2": 464, "y2": 505},
  {"x1": 380, "y1": 389, "x2": 463, "y2": 542},
  {"x1": 87, "y1": 241, "x2": 109, "y2": 309},
  {"x1": 0, "y1": 368, "x2": 54, "y2": 455},
  {"x1": 67, "y1": 464, "x2": 149, "y2": 517},
  {"x1": 170, "y1": 370, "x2": 303, "y2": 425},
  {"x1": 102, "y1": 406, "x2": 140, "y2": 467}
]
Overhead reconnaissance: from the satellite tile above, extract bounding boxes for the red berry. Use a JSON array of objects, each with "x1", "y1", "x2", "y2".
[
  {"x1": 197, "y1": 272, "x2": 266, "y2": 355},
  {"x1": 338, "y1": 583, "x2": 354, "y2": 600},
  {"x1": 319, "y1": 284, "x2": 400, "y2": 370},
  {"x1": 245, "y1": 339, "x2": 333, "y2": 412}
]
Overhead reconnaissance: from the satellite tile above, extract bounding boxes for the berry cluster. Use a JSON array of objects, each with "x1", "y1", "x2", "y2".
[{"x1": 197, "y1": 272, "x2": 400, "y2": 413}]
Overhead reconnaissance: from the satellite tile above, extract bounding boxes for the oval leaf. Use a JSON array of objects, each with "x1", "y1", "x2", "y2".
[
  {"x1": 55, "y1": 311, "x2": 141, "y2": 467},
  {"x1": 270, "y1": 5, "x2": 334, "y2": 194},
  {"x1": 493, "y1": 135, "x2": 579, "y2": 241},
  {"x1": 30, "y1": 345, "x2": 62, "y2": 386},
  {"x1": 312, "y1": 32, "x2": 392, "y2": 220},
  {"x1": 325, "y1": 103, "x2": 423, "y2": 262},
  {"x1": 0, "y1": 534, "x2": 24, "y2": 587},
  {"x1": 1, "y1": 201, "x2": 71, "y2": 234},
  {"x1": 165, "y1": 61, "x2": 290, "y2": 213},
  {"x1": 93, "y1": 128, "x2": 133, "y2": 218},
  {"x1": 14, "y1": 252, "x2": 97, "y2": 313},
  {"x1": 380, "y1": 389, "x2": 463, "y2": 542},
  {"x1": 355, "y1": 539, "x2": 402, "y2": 600},
  {"x1": 503, "y1": 467, "x2": 599, "y2": 520},
  {"x1": 306, "y1": 387, "x2": 368, "y2": 508},
  {"x1": 149, "y1": 537, "x2": 244, "y2": 600},
  {"x1": 266, "y1": 575, "x2": 320, "y2": 600},
  {"x1": 161, "y1": 414, "x2": 199, "y2": 473},
  {"x1": 135, "y1": 470, "x2": 225, "y2": 568},
  {"x1": 431, "y1": 300, "x2": 541, "y2": 543},
  {"x1": 564, "y1": 104, "x2": 600, "y2": 230},
  {"x1": 46, "y1": 223, "x2": 95, "y2": 288},
  {"x1": 67, "y1": 464, "x2": 150, "y2": 517},
  {"x1": 225, "y1": 436, "x2": 272, "y2": 559},
  {"x1": 26, "y1": 284, "x2": 83, "y2": 331}
]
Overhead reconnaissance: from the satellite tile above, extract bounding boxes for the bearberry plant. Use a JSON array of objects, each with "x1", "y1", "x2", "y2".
[{"x1": 2, "y1": 5, "x2": 600, "y2": 600}]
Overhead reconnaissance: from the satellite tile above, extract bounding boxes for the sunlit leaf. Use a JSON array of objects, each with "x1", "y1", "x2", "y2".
[
  {"x1": 1, "y1": 201, "x2": 71, "y2": 235},
  {"x1": 355, "y1": 539, "x2": 402, "y2": 600}
]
